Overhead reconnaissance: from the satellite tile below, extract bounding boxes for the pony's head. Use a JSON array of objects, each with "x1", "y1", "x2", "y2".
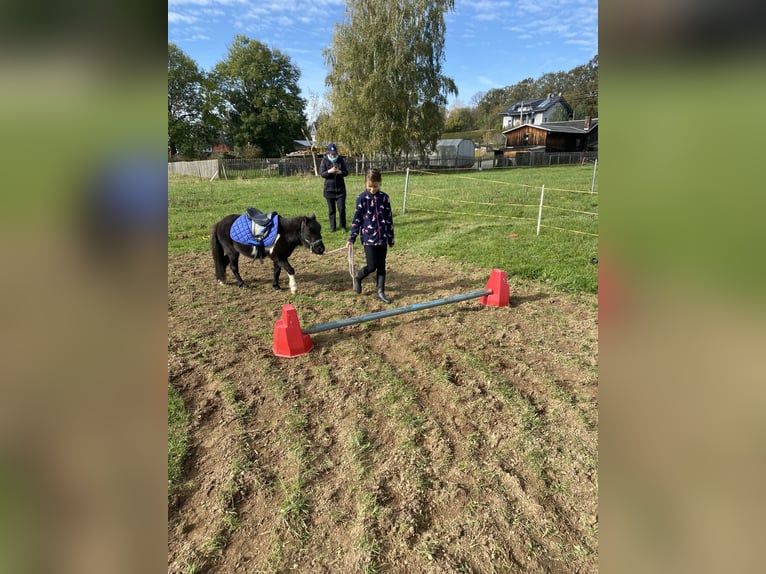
[{"x1": 301, "y1": 215, "x2": 325, "y2": 255}]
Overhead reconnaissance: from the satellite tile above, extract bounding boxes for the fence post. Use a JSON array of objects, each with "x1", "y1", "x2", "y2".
[
  {"x1": 403, "y1": 167, "x2": 410, "y2": 213},
  {"x1": 536, "y1": 184, "x2": 545, "y2": 235},
  {"x1": 591, "y1": 158, "x2": 598, "y2": 193}
]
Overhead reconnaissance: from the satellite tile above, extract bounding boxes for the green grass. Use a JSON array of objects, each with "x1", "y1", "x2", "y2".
[
  {"x1": 169, "y1": 163, "x2": 599, "y2": 293},
  {"x1": 279, "y1": 476, "x2": 311, "y2": 542},
  {"x1": 168, "y1": 383, "x2": 190, "y2": 495}
]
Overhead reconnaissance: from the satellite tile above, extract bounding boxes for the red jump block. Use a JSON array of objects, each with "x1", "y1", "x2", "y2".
[
  {"x1": 273, "y1": 304, "x2": 313, "y2": 358},
  {"x1": 480, "y1": 269, "x2": 510, "y2": 307}
]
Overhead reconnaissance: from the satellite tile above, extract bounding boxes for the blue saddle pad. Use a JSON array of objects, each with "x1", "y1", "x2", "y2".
[{"x1": 230, "y1": 213, "x2": 279, "y2": 247}]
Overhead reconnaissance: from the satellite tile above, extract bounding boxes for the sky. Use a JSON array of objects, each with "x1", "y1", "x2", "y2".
[{"x1": 168, "y1": 0, "x2": 598, "y2": 119}]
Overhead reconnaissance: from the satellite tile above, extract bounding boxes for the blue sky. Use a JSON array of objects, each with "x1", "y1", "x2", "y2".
[{"x1": 168, "y1": 0, "x2": 597, "y2": 117}]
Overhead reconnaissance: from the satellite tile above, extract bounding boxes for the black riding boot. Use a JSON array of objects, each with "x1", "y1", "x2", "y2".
[
  {"x1": 353, "y1": 268, "x2": 370, "y2": 294},
  {"x1": 376, "y1": 275, "x2": 391, "y2": 304}
]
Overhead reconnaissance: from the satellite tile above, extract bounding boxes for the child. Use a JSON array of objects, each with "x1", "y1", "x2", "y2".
[{"x1": 346, "y1": 168, "x2": 395, "y2": 303}]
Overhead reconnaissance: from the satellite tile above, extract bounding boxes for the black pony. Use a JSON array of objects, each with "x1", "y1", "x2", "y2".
[{"x1": 211, "y1": 209, "x2": 325, "y2": 292}]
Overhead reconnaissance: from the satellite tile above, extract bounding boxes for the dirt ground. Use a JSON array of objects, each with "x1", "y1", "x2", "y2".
[{"x1": 168, "y1": 248, "x2": 598, "y2": 573}]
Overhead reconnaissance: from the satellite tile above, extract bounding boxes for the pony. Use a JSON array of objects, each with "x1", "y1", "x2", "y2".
[{"x1": 211, "y1": 209, "x2": 325, "y2": 292}]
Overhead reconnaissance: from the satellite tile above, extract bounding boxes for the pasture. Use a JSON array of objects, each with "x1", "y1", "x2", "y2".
[{"x1": 168, "y1": 165, "x2": 598, "y2": 573}]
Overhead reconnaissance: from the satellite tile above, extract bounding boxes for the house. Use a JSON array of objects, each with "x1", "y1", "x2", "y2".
[
  {"x1": 502, "y1": 117, "x2": 598, "y2": 153},
  {"x1": 499, "y1": 94, "x2": 573, "y2": 129},
  {"x1": 211, "y1": 143, "x2": 231, "y2": 154}
]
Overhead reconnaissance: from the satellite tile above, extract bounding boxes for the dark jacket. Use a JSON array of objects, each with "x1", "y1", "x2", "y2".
[
  {"x1": 319, "y1": 155, "x2": 348, "y2": 199},
  {"x1": 348, "y1": 190, "x2": 395, "y2": 246}
]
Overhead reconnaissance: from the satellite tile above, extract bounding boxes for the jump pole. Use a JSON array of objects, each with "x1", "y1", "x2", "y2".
[{"x1": 273, "y1": 269, "x2": 509, "y2": 358}]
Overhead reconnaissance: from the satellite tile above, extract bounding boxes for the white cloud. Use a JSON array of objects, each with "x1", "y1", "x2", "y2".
[
  {"x1": 477, "y1": 75, "x2": 499, "y2": 87},
  {"x1": 168, "y1": 12, "x2": 198, "y2": 24},
  {"x1": 168, "y1": 0, "x2": 248, "y2": 6},
  {"x1": 475, "y1": 13, "x2": 499, "y2": 22}
]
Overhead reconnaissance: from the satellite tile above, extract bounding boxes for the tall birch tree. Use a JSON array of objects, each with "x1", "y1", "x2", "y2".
[{"x1": 322, "y1": 0, "x2": 456, "y2": 163}]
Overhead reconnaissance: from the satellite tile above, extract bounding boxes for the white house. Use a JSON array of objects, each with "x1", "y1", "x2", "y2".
[{"x1": 499, "y1": 94, "x2": 573, "y2": 129}]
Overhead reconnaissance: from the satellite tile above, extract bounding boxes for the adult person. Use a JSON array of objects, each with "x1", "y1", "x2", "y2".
[{"x1": 319, "y1": 143, "x2": 348, "y2": 232}]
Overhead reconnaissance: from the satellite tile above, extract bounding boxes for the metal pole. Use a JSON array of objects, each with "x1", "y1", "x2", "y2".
[
  {"x1": 303, "y1": 289, "x2": 492, "y2": 335},
  {"x1": 536, "y1": 184, "x2": 545, "y2": 235}
]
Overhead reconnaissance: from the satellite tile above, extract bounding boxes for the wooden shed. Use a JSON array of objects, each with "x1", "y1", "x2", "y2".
[{"x1": 502, "y1": 118, "x2": 598, "y2": 153}]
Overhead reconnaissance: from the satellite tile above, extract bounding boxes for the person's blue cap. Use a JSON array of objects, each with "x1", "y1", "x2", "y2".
[{"x1": 327, "y1": 143, "x2": 338, "y2": 154}]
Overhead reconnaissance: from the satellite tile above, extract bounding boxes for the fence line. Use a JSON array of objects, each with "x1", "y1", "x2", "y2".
[
  {"x1": 402, "y1": 167, "x2": 598, "y2": 238},
  {"x1": 410, "y1": 168, "x2": 537, "y2": 190},
  {"x1": 410, "y1": 167, "x2": 597, "y2": 196},
  {"x1": 168, "y1": 151, "x2": 597, "y2": 180},
  {"x1": 404, "y1": 206, "x2": 598, "y2": 237},
  {"x1": 538, "y1": 225, "x2": 598, "y2": 237},
  {"x1": 539, "y1": 205, "x2": 599, "y2": 216},
  {"x1": 543, "y1": 186, "x2": 598, "y2": 195},
  {"x1": 403, "y1": 206, "x2": 539, "y2": 225},
  {"x1": 407, "y1": 191, "x2": 596, "y2": 216},
  {"x1": 407, "y1": 192, "x2": 530, "y2": 209}
]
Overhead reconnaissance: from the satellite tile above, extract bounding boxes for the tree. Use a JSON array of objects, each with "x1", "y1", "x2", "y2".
[
  {"x1": 564, "y1": 55, "x2": 598, "y2": 120},
  {"x1": 213, "y1": 35, "x2": 306, "y2": 157},
  {"x1": 322, "y1": 0, "x2": 457, "y2": 163},
  {"x1": 533, "y1": 71, "x2": 570, "y2": 99},
  {"x1": 168, "y1": 43, "x2": 219, "y2": 158},
  {"x1": 444, "y1": 106, "x2": 473, "y2": 133}
]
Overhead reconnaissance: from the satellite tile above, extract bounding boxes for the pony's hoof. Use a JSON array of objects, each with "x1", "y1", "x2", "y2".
[
  {"x1": 273, "y1": 285, "x2": 283, "y2": 291},
  {"x1": 237, "y1": 283, "x2": 247, "y2": 288}
]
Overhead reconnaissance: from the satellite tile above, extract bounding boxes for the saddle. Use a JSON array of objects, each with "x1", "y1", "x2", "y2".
[{"x1": 246, "y1": 207, "x2": 278, "y2": 240}]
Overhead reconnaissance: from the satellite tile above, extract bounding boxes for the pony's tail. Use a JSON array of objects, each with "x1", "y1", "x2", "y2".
[{"x1": 211, "y1": 224, "x2": 229, "y2": 283}]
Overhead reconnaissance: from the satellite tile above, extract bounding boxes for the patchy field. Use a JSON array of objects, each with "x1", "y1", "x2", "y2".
[{"x1": 168, "y1": 248, "x2": 598, "y2": 573}]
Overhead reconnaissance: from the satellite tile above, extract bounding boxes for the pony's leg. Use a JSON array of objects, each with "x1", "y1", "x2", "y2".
[
  {"x1": 272, "y1": 259, "x2": 298, "y2": 292},
  {"x1": 274, "y1": 260, "x2": 297, "y2": 293},
  {"x1": 229, "y1": 252, "x2": 247, "y2": 288},
  {"x1": 272, "y1": 260, "x2": 283, "y2": 290},
  {"x1": 211, "y1": 231, "x2": 229, "y2": 285},
  {"x1": 215, "y1": 254, "x2": 230, "y2": 285}
]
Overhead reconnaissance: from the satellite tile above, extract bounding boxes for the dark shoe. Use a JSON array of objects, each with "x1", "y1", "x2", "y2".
[{"x1": 376, "y1": 275, "x2": 391, "y2": 304}]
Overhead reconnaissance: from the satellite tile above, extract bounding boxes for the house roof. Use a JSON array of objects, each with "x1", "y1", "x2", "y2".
[
  {"x1": 501, "y1": 118, "x2": 598, "y2": 135},
  {"x1": 499, "y1": 94, "x2": 572, "y2": 116}
]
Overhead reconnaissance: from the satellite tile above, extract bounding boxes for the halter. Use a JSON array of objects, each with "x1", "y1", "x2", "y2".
[{"x1": 301, "y1": 220, "x2": 323, "y2": 253}]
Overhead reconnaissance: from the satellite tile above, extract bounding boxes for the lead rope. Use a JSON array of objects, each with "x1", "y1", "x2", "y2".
[{"x1": 348, "y1": 243, "x2": 355, "y2": 286}]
